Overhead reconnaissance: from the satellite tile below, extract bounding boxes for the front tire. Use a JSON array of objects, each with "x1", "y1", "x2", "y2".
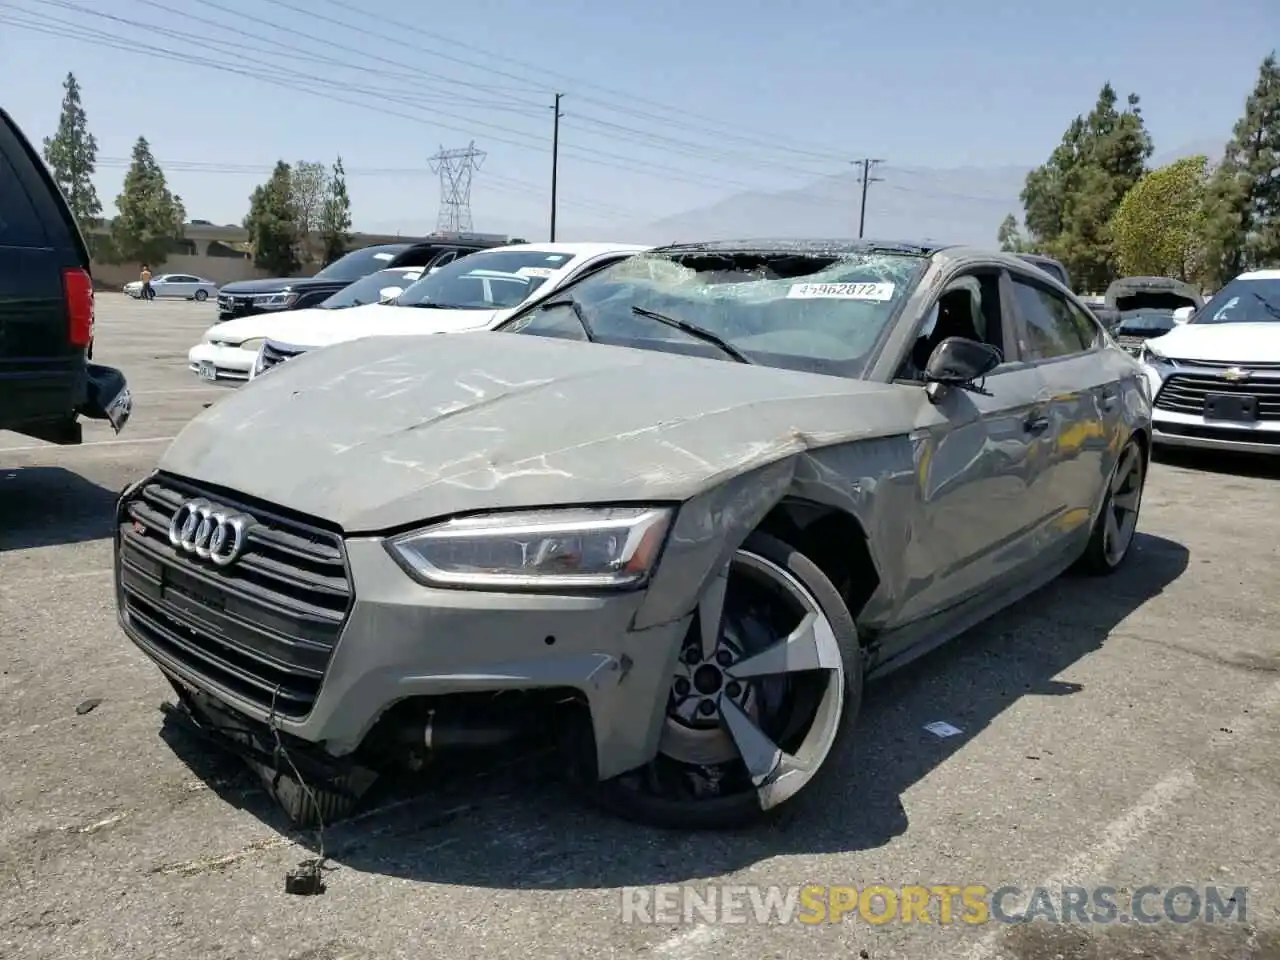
[
  {"x1": 1077, "y1": 435, "x2": 1146, "y2": 575},
  {"x1": 194, "y1": 289, "x2": 208, "y2": 302},
  {"x1": 589, "y1": 531, "x2": 864, "y2": 829}
]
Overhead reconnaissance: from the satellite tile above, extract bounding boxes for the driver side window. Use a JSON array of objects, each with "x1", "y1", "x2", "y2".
[{"x1": 896, "y1": 271, "x2": 1006, "y2": 382}]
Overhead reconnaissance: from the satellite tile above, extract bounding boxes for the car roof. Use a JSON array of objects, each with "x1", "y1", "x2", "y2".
[
  {"x1": 651, "y1": 238, "x2": 955, "y2": 257},
  {"x1": 470, "y1": 241, "x2": 652, "y2": 257},
  {"x1": 635, "y1": 238, "x2": 1079, "y2": 280},
  {"x1": 1237, "y1": 268, "x2": 1280, "y2": 280},
  {"x1": 359, "y1": 243, "x2": 413, "y2": 253}
]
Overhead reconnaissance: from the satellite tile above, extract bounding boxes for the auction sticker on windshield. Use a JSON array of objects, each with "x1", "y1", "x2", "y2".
[
  {"x1": 516, "y1": 266, "x2": 558, "y2": 278},
  {"x1": 787, "y1": 282, "x2": 895, "y2": 301}
]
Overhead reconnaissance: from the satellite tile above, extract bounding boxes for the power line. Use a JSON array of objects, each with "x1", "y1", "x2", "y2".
[
  {"x1": 207, "y1": 0, "x2": 838, "y2": 178},
  {"x1": 302, "y1": 0, "x2": 853, "y2": 166},
  {"x1": 4, "y1": 4, "x2": 842, "y2": 204},
  {"x1": 3, "y1": 2, "x2": 1017, "y2": 224},
  {"x1": 11, "y1": 0, "x2": 821, "y2": 197},
  {"x1": 429, "y1": 143, "x2": 485, "y2": 233},
  {"x1": 854, "y1": 158, "x2": 885, "y2": 238}
]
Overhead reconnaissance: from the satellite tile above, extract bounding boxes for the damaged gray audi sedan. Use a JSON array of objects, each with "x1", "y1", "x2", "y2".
[{"x1": 114, "y1": 239, "x2": 1152, "y2": 829}]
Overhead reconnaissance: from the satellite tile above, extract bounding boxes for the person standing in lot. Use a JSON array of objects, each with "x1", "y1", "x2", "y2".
[{"x1": 140, "y1": 263, "x2": 154, "y2": 301}]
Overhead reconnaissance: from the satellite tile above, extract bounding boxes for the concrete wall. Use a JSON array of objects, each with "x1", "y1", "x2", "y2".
[{"x1": 86, "y1": 222, "x2": 423, "y2": 289}]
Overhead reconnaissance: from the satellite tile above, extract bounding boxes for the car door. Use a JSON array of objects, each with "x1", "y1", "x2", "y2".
[
  {"x1": 1005, "y1": 267, "x2": 1125, "y2": 559},
  {"x1": 169, "y1": 274, "x2": 199, "y2": 298},
  {"x1": 887, "y1": 265, "x2": 1053, "y2": 627}
]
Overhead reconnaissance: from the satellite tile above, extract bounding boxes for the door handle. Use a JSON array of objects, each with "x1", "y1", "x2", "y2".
[{"x1": 1024, "y1": 413, "x2": 1050, "y2": 434}]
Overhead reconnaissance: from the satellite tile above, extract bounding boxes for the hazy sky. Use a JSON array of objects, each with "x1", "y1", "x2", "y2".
[{"x1": 1, "y1": 0, "x2": 1275, "y2": 240}]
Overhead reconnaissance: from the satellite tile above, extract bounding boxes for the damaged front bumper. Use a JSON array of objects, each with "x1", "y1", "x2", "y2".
[{"x1": 115, "y1": 502, "x2": 692, "y2": 786}]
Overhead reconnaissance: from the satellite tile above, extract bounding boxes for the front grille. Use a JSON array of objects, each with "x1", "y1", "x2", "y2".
[
  {"x1": 1154, "y1": 369, "x2": 1280, "y2": 421},
  {"x1": 259, "y1": 340, "x2": 308, "y2": 372},
  {"x1": 117, "y1": 474, "x2": 353, "y2": 719}
]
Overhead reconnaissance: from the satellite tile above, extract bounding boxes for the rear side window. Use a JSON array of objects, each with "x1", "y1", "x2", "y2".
[
  {"x1": 1063, "y1": 298, "x2": 1102, "y2": 348},
  {"x1": 0, "y1": 146, "x2": 49, "y2": 247},
  {"x1": 1011, "y1": 277, "x2": 1092, "y2": 360}
]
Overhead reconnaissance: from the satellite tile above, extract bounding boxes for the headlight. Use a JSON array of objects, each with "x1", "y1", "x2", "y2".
[
  {"x1": 386, "y1": 506, "x2": 673, "y2": 590},
  {"x1": 255, "y1": 292, "x2": 297, "y2": 308},
  {"x1": 238, "y1": 337, "x2": 266, "y2": 353},
  {"x1": 1138, "y1": 342, "x2": 1170, "y2": 366}
]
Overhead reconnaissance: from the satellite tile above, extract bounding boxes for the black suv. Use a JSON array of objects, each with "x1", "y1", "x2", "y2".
[
  {"x1": 1, "y1": 108, "x2": 130, "y2": 445},
  {"x1": 214, "y1": 236, "x2": 520, "y2": 322}
]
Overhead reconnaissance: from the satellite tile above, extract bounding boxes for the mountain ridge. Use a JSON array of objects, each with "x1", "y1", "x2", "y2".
[{"x1": 637, "y1": 139, "x2": 1227, "y2": 247}]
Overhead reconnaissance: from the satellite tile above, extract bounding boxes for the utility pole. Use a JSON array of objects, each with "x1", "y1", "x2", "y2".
[
  {"x1": 854, "y1": 158, "x2": 884, "y2": 238},
  {"x1": 549, "y1": 93, "x2": 564, "y2": 241}
]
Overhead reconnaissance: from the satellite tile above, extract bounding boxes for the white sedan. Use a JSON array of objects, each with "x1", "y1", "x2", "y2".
[
  {"x1": 124, "y1": 273, "x2": 220, "y2": 301},
  {"x1": 190, "y1": 242, "x2": 650, "y2": 383},
  {"x1": 1139, "y1": 268, "x2": 1280, "y2": 455},
  {"x1": 188, "y1": 266, "x2": 428, "y2": 382}
]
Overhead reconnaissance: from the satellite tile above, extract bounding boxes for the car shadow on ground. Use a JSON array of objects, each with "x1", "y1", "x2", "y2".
[
  {"x1": 160, "y1": 532, "x2": 1189, "y2": 892},
  {"x1": 1153, "y1": 446, "x2": 1280, "y2": 480},
  {"x1": 0, "y1": 466, "x2": 119, "y2": 551}
]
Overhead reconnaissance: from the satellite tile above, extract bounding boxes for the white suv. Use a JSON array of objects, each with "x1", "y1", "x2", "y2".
[{"x1": 1140, "y1": 269, "x2": 1280, "y2": 454}]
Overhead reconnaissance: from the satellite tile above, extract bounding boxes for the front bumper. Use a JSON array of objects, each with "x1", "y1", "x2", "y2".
[
  {"x1": 188, "y1": 342, "x2": 256, "y2": 382},
  {"x1": 1151, "y1": 412, "x2": 1280, "y2": 453},
  {"x1": 113, "y1": 476, "x2": 688, "y2": 780},
  {"x1": 1146, "y1": 361, "x2": 1280, "y2": 454}
]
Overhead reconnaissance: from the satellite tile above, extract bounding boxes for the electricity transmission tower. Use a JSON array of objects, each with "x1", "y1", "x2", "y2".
[{"x1": 429, "y1": 141, "x2": 485, "y2": 233}]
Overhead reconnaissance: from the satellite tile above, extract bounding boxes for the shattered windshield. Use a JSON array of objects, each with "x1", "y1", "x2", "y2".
[
  {"x1": 1192, "y1": 277, "x2": 1280, "y2": 324},
  {"x1": 500, "y1": 248, "x2": 925, "y2": 378}
]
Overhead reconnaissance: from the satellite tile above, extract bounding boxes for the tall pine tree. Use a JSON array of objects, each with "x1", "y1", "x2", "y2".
[
  {"x1": 111, "y1": 136, "x2": 186, "y2": 266},
  {"x1": 1200, "y1": 52, "x2": 1280, "y2": 285},
  {"x1": 1020, "y1": 84, "x2": 1153, "y2": 291},
  {"x1": 244, "y1": 161, "x2": 300, "y2": 276},
  {"x1": 319, "y1": 156, "x2": 353, "y2": 266},
  {"x1": 41, "y1": 72, "x2": 102, "y2": 231}
]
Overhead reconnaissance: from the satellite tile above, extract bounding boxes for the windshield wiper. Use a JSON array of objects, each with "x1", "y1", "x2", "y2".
[
  {"x1": 1249, "y1": 292, "x2": 1280, "y2": 321},
  {"x1": 536, "y1": 296, "x2": 597, "y2": 341},
  {"x1": 407, "y1": 300, "x2": 471, "y2": 309},
  {"x1": 630, "y1": 306, "x2": 752, "y2": 364}
]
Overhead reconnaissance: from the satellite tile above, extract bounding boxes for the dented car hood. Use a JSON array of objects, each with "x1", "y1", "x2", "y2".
[{"x1": 158, "y1": 333, "x2": 917, "y2": 532}]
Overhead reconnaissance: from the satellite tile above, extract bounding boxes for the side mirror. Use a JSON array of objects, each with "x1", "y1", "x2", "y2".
[
  {"x1": 378, "y1": 286, "x2": 404, "y2": 304},
  {"x1": 1172, "y1": 306, "x2": 1193, "y2": 324},
  {"x1": 924, "y1": 337, "x2": 1002, "y2": 402}
]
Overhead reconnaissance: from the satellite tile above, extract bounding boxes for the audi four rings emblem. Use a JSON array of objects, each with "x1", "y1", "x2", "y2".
[{"x1": 167, "y1": 498, "x2": 255, "y2": 566}]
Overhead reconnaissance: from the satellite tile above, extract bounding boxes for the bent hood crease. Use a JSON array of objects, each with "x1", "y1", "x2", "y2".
[{"x1": 159, "y1": 333, "x2": 915, "y2": 531}]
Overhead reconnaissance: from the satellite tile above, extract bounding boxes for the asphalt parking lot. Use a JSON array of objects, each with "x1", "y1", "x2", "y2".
[{"x1": 2, "y1": 292, "x2": 1279, "y2": 960}]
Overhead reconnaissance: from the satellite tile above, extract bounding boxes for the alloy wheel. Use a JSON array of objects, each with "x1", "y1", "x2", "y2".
[
  {"x1": 638, "y1": 547, "x2": 847, "y2": 813},
  {"x1": 1103, "y1": 442, "x2": 1144, "y2": 566}
]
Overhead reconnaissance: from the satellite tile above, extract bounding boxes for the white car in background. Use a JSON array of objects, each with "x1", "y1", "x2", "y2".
[
  {"x1": 1139, "y1": 268, "x2": 1280, "y2": 454},
  {"x1": 125, "y1": 273, "x2": 220, "y2": 301},
  {"x1": 189, "y1": 266, "x2": 429, "y2": 382},
  {"x1": 233, "y1": 242, "x2": 651, "y2": 379}
]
